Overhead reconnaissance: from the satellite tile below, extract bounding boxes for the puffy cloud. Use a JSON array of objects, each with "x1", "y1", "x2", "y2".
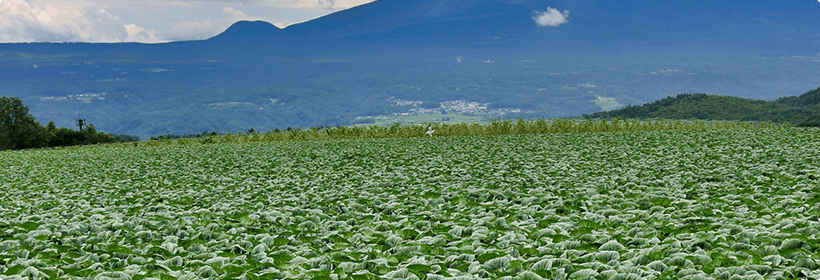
[
  {"x1": 124, "y1": 23, "x2": 160, "y2": 42},
  {"x1": 223, "y1": 6, "x2": 244, "y2": 17},
  {"x1": 533, "y1": 7, "x2": 570, "y2": 27},
  {"x1": 0, "y1": 0, "x2": 163, "y2": 42}
]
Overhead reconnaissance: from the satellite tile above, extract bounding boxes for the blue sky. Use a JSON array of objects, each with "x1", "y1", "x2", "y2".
[{"x1": 0, "y1": 0, "x2": 377, "y2": 43}]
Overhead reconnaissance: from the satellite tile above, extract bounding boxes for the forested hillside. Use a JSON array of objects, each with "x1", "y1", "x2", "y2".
[{"x1": 586, "y1": 87, "x2": 820, "y2": 127}]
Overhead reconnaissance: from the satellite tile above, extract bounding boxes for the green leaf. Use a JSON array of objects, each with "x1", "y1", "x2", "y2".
[
  {"x1": 19, "y1": 222, "x2": 41, "y2": 231},
  {"x1": 147, "y1": 246, "x2": 173, "y2": 258},
  {"x1": 4, "y1": 264, "x2": 25, "y2": 275},
  {"x1": 406, "y1": 264, "x2": 432, "y2": 273},
  {"x1": 477, "y1": 252, "x2": 501, "y2": 263},
  {"x1": 350, "y1": 272, "x2": 379, "y2": 280}
]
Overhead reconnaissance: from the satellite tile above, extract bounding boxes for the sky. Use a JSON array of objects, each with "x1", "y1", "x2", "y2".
[{"x1": 0, "y1": 0, "x2": 378, "y2": 43}]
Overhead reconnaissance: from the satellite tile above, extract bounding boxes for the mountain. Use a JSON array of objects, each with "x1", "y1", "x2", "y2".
[
  {"x1": 585, "y1": 87, "x2": 820, "y2": 127},
  {"x1": 209, "y1": 21, "x2": 282, "y2": 44},
  {"x1": 1, "y1": 0, "x2": 820, "y2": 138}
]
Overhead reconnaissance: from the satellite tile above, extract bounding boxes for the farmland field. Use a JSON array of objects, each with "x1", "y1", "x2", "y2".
[{"x1": 1, "y1": 128, "x2": 820, "y2": 279}]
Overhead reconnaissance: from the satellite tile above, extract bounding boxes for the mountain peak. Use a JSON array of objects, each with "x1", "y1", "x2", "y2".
[{"x1": 211, "y1": 20, "x2": 282, "y2": 41}]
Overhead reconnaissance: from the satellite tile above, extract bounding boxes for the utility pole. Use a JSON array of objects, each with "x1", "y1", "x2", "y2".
[{"x1": 76, "y1": 118, "x2": 86, "y2": 131}]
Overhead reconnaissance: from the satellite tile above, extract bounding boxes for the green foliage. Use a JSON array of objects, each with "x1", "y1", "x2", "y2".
[
  {"x1": 775, "y1": 86, "x2": 820, "y2": 107},
  {"x1": 2, "y1": 127, "x2": 819, "y2": 278},
  {"x1": 0, "y1": 96, "x2": 136, "y2": 150},
  {"x1": 0, "y1": 95, "x2": 49, "y2": 150},
  {"x1": 587, "y1": 87, "x2": 820, "y2": 127}
]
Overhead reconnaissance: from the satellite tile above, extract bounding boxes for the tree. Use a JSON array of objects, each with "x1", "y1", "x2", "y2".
[
  {"x1": 0, "y1": 95, "x2": 49, "y2": 150},
  {"x1": 46, "y1": 120, "x2": 56, "y2": 132},
  {"x1": 84, "y1": 123, "x2": 96, "y2": 134},
  {"x1": 49, "y1": 127, "x2": 86, "y2": 147}
]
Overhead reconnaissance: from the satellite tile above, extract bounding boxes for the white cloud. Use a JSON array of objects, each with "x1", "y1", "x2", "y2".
[
  {"x1": 222, "y1": 6, "x2": 265, "y2": 22},
  {"x1": 124, "y1": 23, "x2": 160, "y2": 42},
  {"x1": 0, "y1": 0, "x2": 163, "y2": 42},
  {"x1": 223, "y1": 6, "x2": 244, "y2": 17},
  {"x1": 533, "y1": 7, "x2": 570, "y2": 27}
]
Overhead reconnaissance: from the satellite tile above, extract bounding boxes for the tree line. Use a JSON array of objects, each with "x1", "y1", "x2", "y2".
[{"x1": 0, "y1": 95, "x2": 137, "y2": 150}]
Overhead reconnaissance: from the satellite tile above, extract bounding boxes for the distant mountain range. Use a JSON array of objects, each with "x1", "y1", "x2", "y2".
[
  {"x1": 1, "y1": 0, "x2": 819, "y2": 137},
  {"x1": 586, "y1": 87, "x2": 820, "y2": 127}
]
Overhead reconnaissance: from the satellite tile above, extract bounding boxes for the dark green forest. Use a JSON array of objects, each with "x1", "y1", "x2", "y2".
[{"x1": 586, "y1": 87, "x2": 820, "y2": 127}]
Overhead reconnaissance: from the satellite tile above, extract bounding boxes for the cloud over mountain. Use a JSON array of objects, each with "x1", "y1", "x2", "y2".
[{"x1": 532, "y1": 7, "x2": 569, "y2": 27}]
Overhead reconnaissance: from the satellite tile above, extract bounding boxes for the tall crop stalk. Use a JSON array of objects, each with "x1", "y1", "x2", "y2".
[
  {"x1": 64, "y1": 118, "x2": 785, "y2": 149},
  {"x1": 200, "y1": 118, "x2": 783, "y2": 145}
]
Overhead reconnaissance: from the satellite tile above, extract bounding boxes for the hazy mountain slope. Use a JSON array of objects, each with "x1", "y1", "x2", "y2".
[{"x1": 1, "y1": 0, "x2": 819, "y2": 137}]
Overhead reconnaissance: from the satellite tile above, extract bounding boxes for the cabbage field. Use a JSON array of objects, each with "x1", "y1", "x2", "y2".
[{"x1": 1, "y1": 127, "x2": 820, "y2": 280}]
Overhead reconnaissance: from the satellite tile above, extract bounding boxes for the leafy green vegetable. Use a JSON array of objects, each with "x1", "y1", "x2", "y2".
[{"x1": 1, "y1": 127, "x2": 818, "y2": 278}]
